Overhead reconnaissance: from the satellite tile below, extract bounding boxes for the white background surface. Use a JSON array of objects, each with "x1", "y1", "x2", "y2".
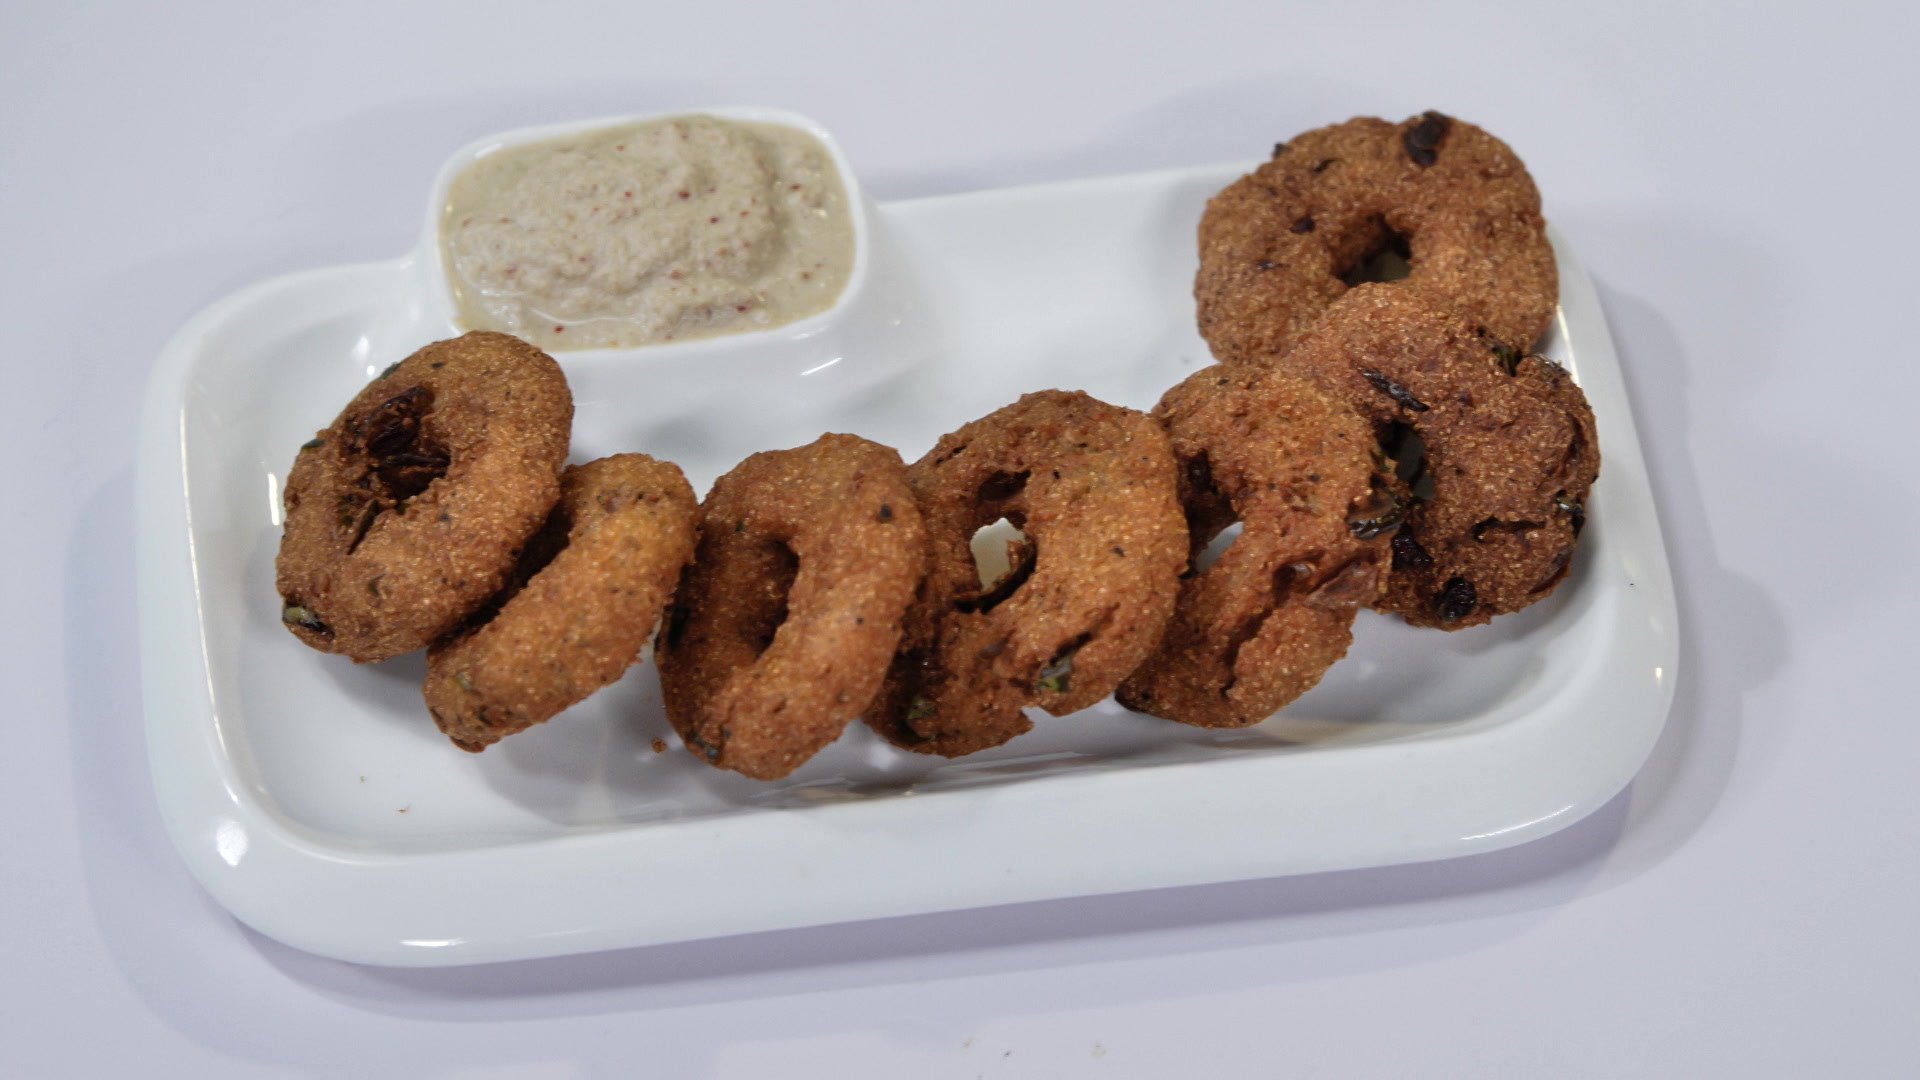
[{"x1": 4, "y1": 1, "x2": 1916, "y2": 1076}]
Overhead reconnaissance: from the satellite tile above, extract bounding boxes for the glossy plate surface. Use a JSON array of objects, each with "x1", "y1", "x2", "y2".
[{"x1": 136, "y1": 111, "x2": 1677, "y2": 966}]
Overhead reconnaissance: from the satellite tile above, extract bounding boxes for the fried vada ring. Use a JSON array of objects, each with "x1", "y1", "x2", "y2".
[
  {"x1": 275, "y1": 331, "x2": 572, "y2": 662},
  {"x1": 868, "y1": 391, "x2": 1187, "y2": 756},
  {"x1": 1275, "y1": 285, "x2": 1599, "y2": 629},
  {"x1": 424, "y1": 454, "x2": 698, "y2": 751},
  {"x1": 656, "y1": 434, "x2": 927, "y2": 780},
  {"x1": 1196, "y1": 112, "x2": 1557, "y2": 366},
  {"x1": 1116, "y1": 369, "x2": 1398, "y2": 727}
]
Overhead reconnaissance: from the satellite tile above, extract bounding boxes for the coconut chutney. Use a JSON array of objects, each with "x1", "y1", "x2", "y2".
[{"x1": 441, "y1": 114, "x2": 855, "y2": 350}]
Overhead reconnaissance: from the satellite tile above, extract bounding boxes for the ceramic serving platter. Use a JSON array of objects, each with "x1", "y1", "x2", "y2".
[{"x1": 135, "y1": 108, "x2": 1678, "y2": 966}]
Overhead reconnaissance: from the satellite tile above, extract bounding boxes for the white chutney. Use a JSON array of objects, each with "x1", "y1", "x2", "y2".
[{"x1": 441, "y1": 115, "x2": 855, "y2": 350}]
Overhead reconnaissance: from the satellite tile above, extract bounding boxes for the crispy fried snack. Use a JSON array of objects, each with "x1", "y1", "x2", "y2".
[
  {"x1": 1196, "y1": 112, "x2": 1557, "y2": 365},
  {"x1": 1116, "y1": 369, "x2": 1397, "y2": 726},
  {"x1": 656, "y1": 435, "x2": 927, "y2": 780},
  {"x1": 868, "y1": 391, "x2": 1187, "y2": 756},
  {"x1": 275, "y1": 331, "x2": 572, "y2": 662},
  {"x1": 1273, "y1": 285, "x2": 1599, "y2": 629},
  {"x1": 424, "y1": 454, "x2": 698, "y2": 751}
]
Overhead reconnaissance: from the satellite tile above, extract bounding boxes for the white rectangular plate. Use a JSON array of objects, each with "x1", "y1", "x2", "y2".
[{"x1": 137, "y1": 152, "x2": 1677, "y2": 967}]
